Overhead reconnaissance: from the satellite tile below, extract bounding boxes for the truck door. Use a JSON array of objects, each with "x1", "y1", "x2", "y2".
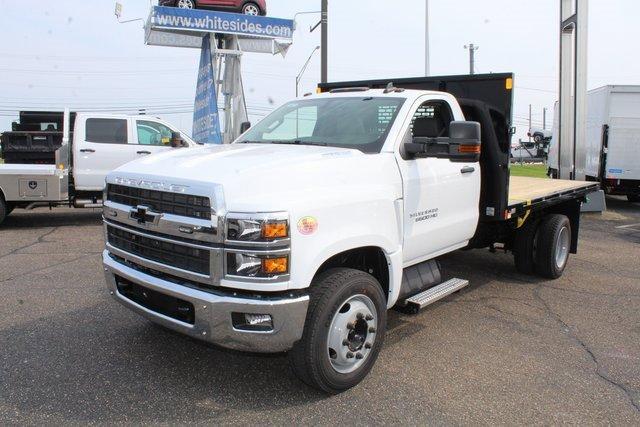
[
  {"x1": 73, "y1": 116, "x2": 137, "y2": 191},
  {"x1": 397, "y1": 98, "x2": 481, "y2": 265},
  {"x1": 133, "y1": 119, "x2": 180, "y2": 157}
]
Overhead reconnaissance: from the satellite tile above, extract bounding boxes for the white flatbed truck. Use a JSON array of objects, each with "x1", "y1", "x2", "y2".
[
  {"x1": 0, "y1": 110, "x2": 197, "y2": 224},
  {"x1": 101, "y1": 74, "x2": 598, "y2": 393}
]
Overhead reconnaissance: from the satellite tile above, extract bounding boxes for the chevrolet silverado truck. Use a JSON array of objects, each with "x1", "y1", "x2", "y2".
[
  {"x1": 0, "y1": 110, "x2": 195, "y2": 225},
  {"x1": 102, "y1": 73, "x2": 598, "y2": 393}
]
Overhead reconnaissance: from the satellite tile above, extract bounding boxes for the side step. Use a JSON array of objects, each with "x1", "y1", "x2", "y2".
[{"x1": 403, "y1": 278, "x2": 469, "y2": 311}]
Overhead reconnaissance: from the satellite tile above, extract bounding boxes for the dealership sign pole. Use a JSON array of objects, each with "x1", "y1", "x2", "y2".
[
  {"x1": 193, "y1": 34, "x2": 223, "y2": 145},
  {"x1": 145, "y1": 6, "x2": 294, "y2": 144}
]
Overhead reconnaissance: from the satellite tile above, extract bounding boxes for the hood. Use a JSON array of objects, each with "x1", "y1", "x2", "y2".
[{"x1": 109, "y1": 143, "x2": 401, "y2": 211}]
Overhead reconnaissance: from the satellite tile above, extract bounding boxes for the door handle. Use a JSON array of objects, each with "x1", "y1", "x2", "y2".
[
  {"x1": 80, "y1": 149, "x2": 95, "y2": 153},
  {"x1": 137, "y1": 150, "x2": 151, "y2": 155},
  {"x1": 460, "y1": 166, "x2": 475, "y2": 174}
]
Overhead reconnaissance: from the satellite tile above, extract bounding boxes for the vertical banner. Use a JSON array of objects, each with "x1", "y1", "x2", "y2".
[{"x1": 193, "y1": 34, "x2": 222, "y2": 144}]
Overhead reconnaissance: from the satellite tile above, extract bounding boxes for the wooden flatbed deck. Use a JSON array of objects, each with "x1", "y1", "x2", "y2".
[{"x1": 508, "y1": 176, "x2": 598, "y2": 208}]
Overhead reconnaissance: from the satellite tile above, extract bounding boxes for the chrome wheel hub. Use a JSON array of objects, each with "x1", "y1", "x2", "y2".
[
  {"x1": 555, "y1": 226, "x2": 570, "y2": 269},
  {"x1": 177, "y1": 0, "x2": 194, "y2": 8},
  {"x1": 243, "y1": 4, "x2": 259, "y2": 15},
  {"x1": 327, "y1": 294, "x2": 377, "y2": 374}
]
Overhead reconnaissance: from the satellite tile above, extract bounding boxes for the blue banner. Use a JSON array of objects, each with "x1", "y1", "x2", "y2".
[
  {"x1": 192, "y1": 34, "x2": 222, "y2": 145},
  {"x1": 151, "y1": 6, "x2": 294, "y2": 40}
]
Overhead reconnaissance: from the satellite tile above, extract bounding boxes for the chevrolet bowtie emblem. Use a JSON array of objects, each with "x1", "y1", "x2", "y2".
[{"x1": 129, "y1": 205, "x2": 161, "y2": 225}]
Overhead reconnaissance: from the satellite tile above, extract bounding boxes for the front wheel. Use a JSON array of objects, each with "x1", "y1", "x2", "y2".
[
  {"x1": 0, "y1": 196, "x2": 8, "y2": 226},
  {"x1": 176, "y1": 0, "x2": 195, "y2": 9},
  {"x1": 242, "y1": 2, "x2": 261, "y2": 15},
  {"x1": 288, "y1": 268, "x2": 387, "y2": 394},
  {"x1": 627, "y1": 194, "x2": 640, "y2": 203}
]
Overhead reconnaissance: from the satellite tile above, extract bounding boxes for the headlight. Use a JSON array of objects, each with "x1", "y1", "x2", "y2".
[
  {"x1": 226, "y1": 213, "x2": 289, "y2": 243},
  {"x1": 226, "y1": 252, "x2": 289, "y2": 278},
  {"x1": 225, "y1": 213, "x2": 290, "y2": 280}
]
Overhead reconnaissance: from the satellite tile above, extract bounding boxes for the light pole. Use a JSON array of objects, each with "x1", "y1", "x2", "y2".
[
  {"x1": 296, "y1": 46, "x2": 320, "y2": 97},
  {"x1": 425, "y1": 0, "x2": 430, "y2": 76},
  {"x1": 464, "y1": 43, "x2": 479, "y2": 74},
  {"x1": 308, "y1": 1, "x2": 327, "y2": 83},
  {"x1": 321, "y1": 0, "x2": 328, "y2": 83}
]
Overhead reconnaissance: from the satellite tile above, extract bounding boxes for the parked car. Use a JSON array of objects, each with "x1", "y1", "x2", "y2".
[
  {"x1": 528, "y1": 127, "x2": 552, "y2": 143},
  {"x1": 511, "y1": 140, "x2": 547, "y2": 161},
  {"x1": 159, "y1": 0, "x2": 267, "y2": 15}
]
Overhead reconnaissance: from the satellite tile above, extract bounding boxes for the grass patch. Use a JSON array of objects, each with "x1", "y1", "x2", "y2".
[{"x1": 510, "y1": 163, "x2": 548, "y2": 179}]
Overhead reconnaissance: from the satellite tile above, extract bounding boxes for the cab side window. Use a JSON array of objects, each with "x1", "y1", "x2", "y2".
[
  {"x1": 136, "y1": 120, "x2": 173, "y2": 146},
  {"x1": 410, "y1": 101, "x2": 454, "y2": 138},
  {"x1": 85, "y1": 118, "x2": 128, "y2": 144}
]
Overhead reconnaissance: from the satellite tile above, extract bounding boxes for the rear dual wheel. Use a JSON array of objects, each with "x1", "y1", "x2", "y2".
[
  {"x1": 513, "y1": 214, "x2": 571, "y2": 279},
  {"x1": 289, "y1": 268, "x2": 386, "y2": 394}
]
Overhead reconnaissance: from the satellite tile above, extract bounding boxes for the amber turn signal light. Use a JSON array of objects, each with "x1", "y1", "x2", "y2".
[
  {"x1": 262, "y1": 221, "x2": 288, "y2": 239},
  {"x1": 262, "y1": 257, "x2": 288, "y2": 274},
  {"x1": 459, "y1": 144, "x2": 481, "y2": 154}
]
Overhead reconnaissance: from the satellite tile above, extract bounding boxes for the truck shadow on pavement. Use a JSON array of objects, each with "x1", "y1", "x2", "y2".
[
  {"x1": 0, "y1": 251, "x2": 530, "y2": 422},
  {"x1": 0, "y1": 299, "x2": 328, "y2": 423},
  {"x1": 2, "y1": 209, "x2": 103, "y2": 229}
]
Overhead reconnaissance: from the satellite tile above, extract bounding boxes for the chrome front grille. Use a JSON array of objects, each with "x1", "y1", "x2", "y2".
[
  {"x1": 106, "y1": 224, "x2": 211, "y2": 275},
  {"x1": 103, "y1": 181, "x2": 290, "y2": 290},
  {"x1": 106, "y1": 184, "x2": 212, "y2": 220}
]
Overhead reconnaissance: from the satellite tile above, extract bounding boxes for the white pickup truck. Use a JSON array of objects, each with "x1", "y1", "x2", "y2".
[
  {"x1": 101, "y1": 74, "x2": 598, "y2": 393},
  {"x1": 0, "y1": 111, "x2": 196, "y2": 224}
]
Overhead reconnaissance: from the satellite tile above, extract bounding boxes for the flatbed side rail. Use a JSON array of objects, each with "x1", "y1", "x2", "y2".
[{"x1": 509, "y1": 183, "x2": 599, "y2": 217}]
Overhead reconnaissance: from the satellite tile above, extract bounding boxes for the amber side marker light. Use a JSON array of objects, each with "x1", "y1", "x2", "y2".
[
  {"x1": 262, "y1": 257, "x2": 288, "y2": 275},
  {"x1": 262, "y1": 221, "x2": 288, "y2": 239},
  {"x1": 459, "y1": 145, "x2": 481, "y2": 153}
]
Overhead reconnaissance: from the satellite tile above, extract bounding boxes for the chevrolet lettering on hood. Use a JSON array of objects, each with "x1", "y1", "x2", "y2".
[{"x1": 113, "y1": 176, "x2": 189, "y2": 194}]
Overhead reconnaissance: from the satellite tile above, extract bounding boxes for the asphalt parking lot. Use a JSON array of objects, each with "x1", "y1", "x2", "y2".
[{"x1": 1, "y1": 199, "x2": 639, "y2": 424}]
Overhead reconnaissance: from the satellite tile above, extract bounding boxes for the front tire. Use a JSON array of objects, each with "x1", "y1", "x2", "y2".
[
  {"x1": 242, "y1": 2, "x2": 261, "y2": 15},
  {"x1": 176, "y1": 0, "x2": 195, "y2": 9},
  {"x1": 535, "y1": 214, "x2": 571, "y2": 279},
  {"x1": 288, "y1": 268, "x2": 387, "y2": 394},
  {"x1": 0, "y1": 196, "x2": 6, "y2": 226},
  {"x1": 627, "y1": 194, "x2": 640, "y2": 203}
]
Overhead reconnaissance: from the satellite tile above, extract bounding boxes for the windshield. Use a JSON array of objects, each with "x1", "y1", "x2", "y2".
[{"x1": 236, "y1": 96, "x2": 405, "y2": 153}]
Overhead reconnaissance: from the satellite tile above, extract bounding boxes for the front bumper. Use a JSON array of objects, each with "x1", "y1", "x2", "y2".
[{"x1": 103, "y1": 251, "x2": 309, "y2": 353}]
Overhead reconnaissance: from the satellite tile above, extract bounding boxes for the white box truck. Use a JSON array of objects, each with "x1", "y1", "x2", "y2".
[{"x1": 549, "y1": 86, "x2": 640, "y2": 202}]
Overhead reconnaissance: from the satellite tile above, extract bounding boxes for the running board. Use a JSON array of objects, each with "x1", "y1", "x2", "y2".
[{"x1": 403, "y1": 278, "x2": 469, "y2": 311}]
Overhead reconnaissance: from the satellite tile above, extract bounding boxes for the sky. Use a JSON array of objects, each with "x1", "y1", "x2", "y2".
[{"x1": 0, "y1": 0, "x2": 638, "y2": 143}]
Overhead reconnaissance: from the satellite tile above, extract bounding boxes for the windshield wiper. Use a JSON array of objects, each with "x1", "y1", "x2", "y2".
[{"x1": 269, "y1": 140, "x2": 328, "y2": 147}]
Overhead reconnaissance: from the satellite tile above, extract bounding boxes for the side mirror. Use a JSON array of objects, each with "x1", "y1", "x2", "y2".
[
  {"x1": 170, "y1": 131, "x2": 187, "y2": 148},
  {"x1": 240, "y1": 121, "x2": 251, "y2": 133},
  {"x1": 405, "y1": 121, "x2": 481, "y2": 162}
]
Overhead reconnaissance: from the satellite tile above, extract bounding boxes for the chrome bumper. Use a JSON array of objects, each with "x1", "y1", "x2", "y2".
[{"x1": 103, "y1": 251, "x2": 309, "y2": 353}]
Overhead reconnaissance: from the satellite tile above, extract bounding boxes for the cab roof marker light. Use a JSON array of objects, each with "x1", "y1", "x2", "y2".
[{"x1": 506, "y1": 78, "x2": 513, "y2": 90}]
